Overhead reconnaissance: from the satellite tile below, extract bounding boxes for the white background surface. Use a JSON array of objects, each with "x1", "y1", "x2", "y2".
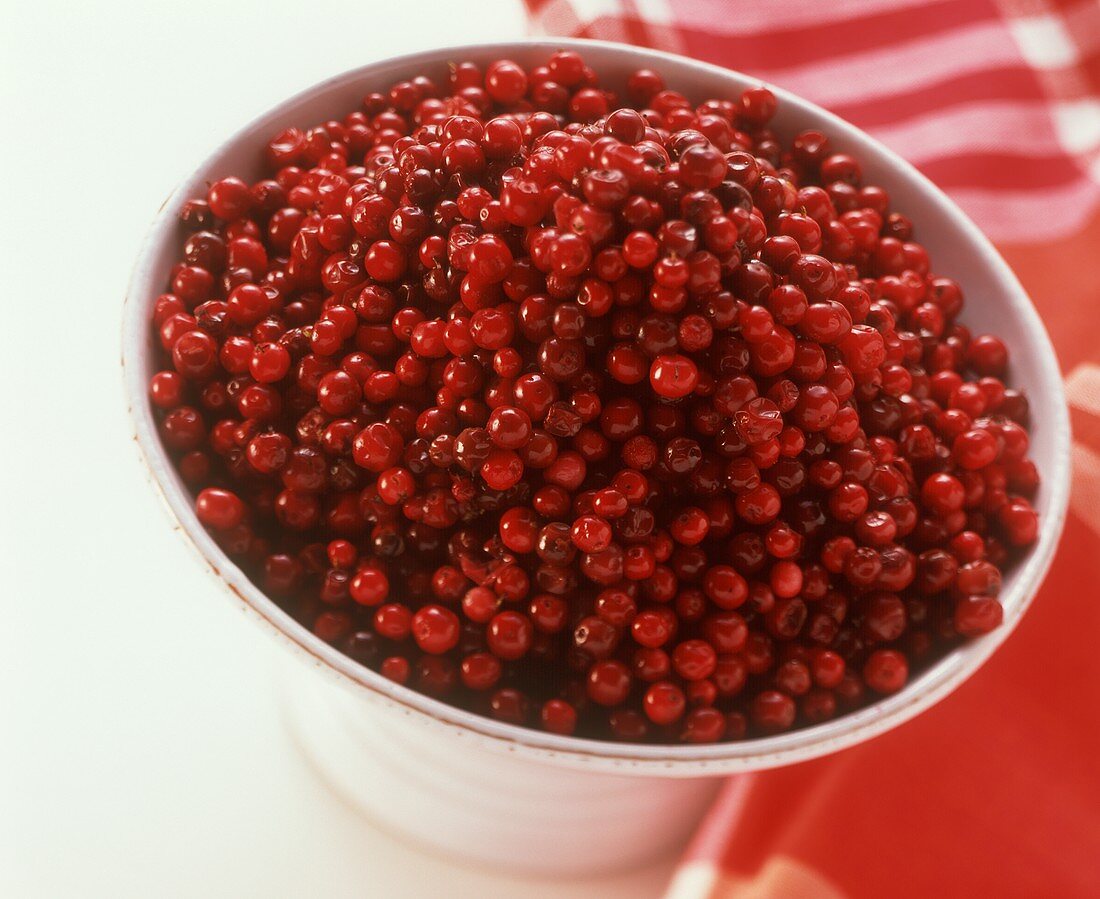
[{"x1": 0, "y1": 3, "x2": 675, "y2": 895}]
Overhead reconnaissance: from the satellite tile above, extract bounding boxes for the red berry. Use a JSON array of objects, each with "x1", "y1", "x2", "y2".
[
  {"x1": 954, "y1": 595, "x2": 1004, "y2": 636},
  {"x1": 195, "y1": 488, "x2": 244, "y2": 531},
  {"x1": 863, "y1": 649, "x2": 909, "y2": 693},
  {"x1": 752, "y1": 690, "x2": 796, "y2": 732},
  {"x1": 540, "y1": 699, "x2": 577, "y2": 735},
  {"x1": 587, "y1": 659, "x2": 631, "y2": 707},
  {"x1": 149, "y1": 49, "x2": 1039, "y2": 746},
  {"x1": 643, "y1": 681, "x2": 686, "y2": 725},
  {"x1": 412, "y1": 605, "x2": 461, "y2": 655},
  {"x1": 350, "y1": 567, "x2": 389, "y2": 606},
  {"x1": 487, "y1": 611, "x2": 533, "y2": 661},
  {"x1": 571, "y1": 515, "x2": 612, "y2": 553},
  {"x1": 481, "y1": 448, "x2": 524, "y2": 490},
  {"x1": 649, "y1": 354, "x2": 699, "y2": 398}
]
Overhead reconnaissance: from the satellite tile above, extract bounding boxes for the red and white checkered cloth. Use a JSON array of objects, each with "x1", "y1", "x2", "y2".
[{"x1": 523, "y1": 2, "x2": 1100, "y2": 896}]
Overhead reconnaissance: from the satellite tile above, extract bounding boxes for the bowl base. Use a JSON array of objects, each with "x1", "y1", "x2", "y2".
[{"x1": 275, "y1": 652, "x2": 722, "y2": 877}]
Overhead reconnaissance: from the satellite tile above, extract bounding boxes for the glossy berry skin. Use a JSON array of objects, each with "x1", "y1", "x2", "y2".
[
  {"x1": 587, "y1": 660, "x2": 632, "y2": 706},
  {"x1": 649, "y1": 354, "x2": 699, "y2": 398},
  {"x1": 487, "y1": 611, "x2": 533, "y2": 661},
  {"x1": 195, "y1": 488, "x2": 244, "y2": 531},
  {"x1": 540, "y1": 700, "x2": 578, "y2": 736},
  {"x1": 350, "y1": 568, "x2": 389, "y2": 606},
  {"x1": 643, "y1": 681, "x2": 686, "y2": 725},
  {"x1": 572, "y1": 515, "x2": 612, "y2": 553},
  {"x1": 412, "y1": 605, "x2": 461, "y2": 655},
  {"x1": 152, "y1": 49, "x2": 1039, "y2": 746},
  {"x1": 863, "y1": 650, "x2": 909, "y2": 694}
]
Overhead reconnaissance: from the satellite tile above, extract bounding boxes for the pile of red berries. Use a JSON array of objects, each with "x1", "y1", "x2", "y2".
[{"x1": 149, "y1": 50, "x2": 1040, "y2": 743}]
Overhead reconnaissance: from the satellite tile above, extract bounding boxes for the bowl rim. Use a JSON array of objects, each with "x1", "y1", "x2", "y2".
[{"x1": 122, "y1": 36, "x2": 1071, "y2": 774}]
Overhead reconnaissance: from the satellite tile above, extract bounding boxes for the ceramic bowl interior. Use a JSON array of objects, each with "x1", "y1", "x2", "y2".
[{"x1": 123, "y1": 38, "x2": 1071, "y2": 774}]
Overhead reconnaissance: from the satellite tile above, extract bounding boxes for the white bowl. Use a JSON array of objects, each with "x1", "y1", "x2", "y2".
[{"x1": 123, "y1": 38, "x2": 1071, "y2": 875}]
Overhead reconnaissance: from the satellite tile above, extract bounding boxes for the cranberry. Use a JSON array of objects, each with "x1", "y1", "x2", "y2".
[
  {"x1": 752, "y1": 690, "x2": 796, "y2": 732},
  {"x1": 195, "y1": 488, "x2": 244, "y2": 531},
  {"x1": 353, "y1": 423, "x2": 403, "y2": 472},
  {"x1": 571, "y1": 515, "x2": 612, "y2": 553},
  {"x1": 481, "y1": 449, "x2": 523, "y2": 490},
  {"x1": 487, "y1": 611, "x2": 533, "y2": 660},
  {"x1": 863, "y1": 649, "x2": 909, "y2": 693},
  {"x1": 672, "y1": 640, "x2": 717, "y2": 681},
  {"x1": 588, "y1": 660, "x2": 632, "y2": 706},
  {"x1": 150, "y1": 49, "x2": 1039, "y2": 745},
  {"x1": 649, "y1": 354, "x2": 699, "y2": 398},
  {"x1": 412, "y1": 605, "x2": 461, "y2": 655},
  {"x1": 461, "y1": 653, "x2": 502, "y2": 691},
  {"x1": 208, "y1": 177, "x2": 253, "y2": 220},
  {"x1": 350, "y1": 567, "x2": 389, "y2": 606},
  {"x1": 643, "y1": 681, "x2": 687, "y2": 725},
  {"x1": 540, "y1": 699, "x2": 578, "y2": 736},
  {"x1": 954, "y1": 595, "x2": 1004, "y2": 635}
]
